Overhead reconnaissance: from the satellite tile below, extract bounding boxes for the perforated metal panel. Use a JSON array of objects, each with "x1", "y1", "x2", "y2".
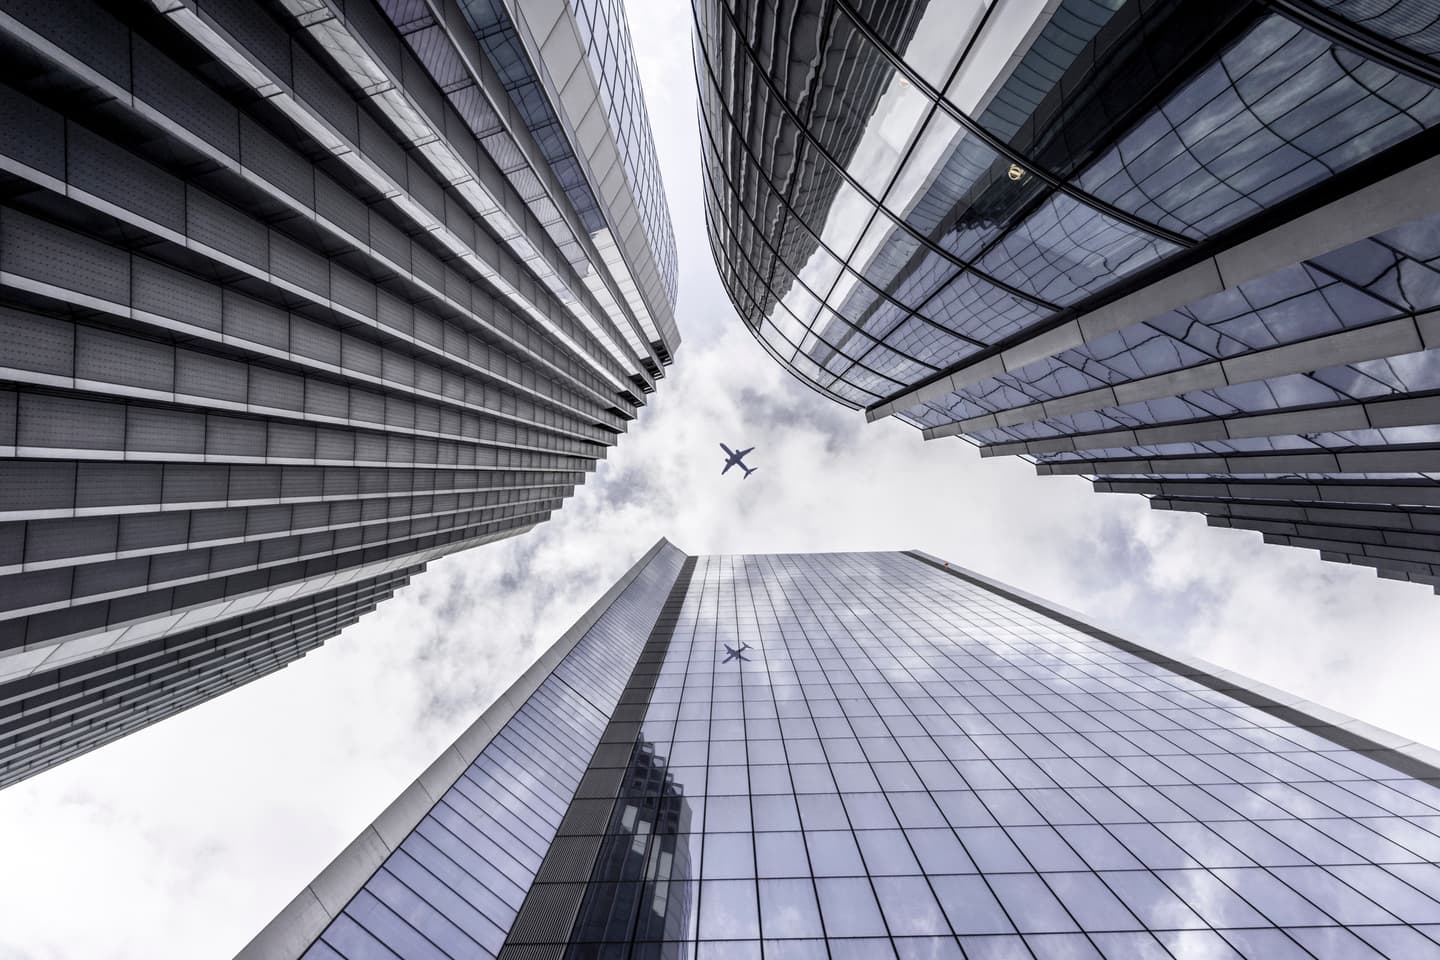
[
  {"x1": 17, "y1": 394, "x2": 125, "y2": 451},
  {"x1": 25, "y1": 516, "x2": 116, "y2": 563},
  {"x1": 357, "y1": 109, "x2": 406, "y2": 186},
  {"x1": 313, "y1": 170, "x2": 368, "y2": 240},
  {"x1": 0, "y1": 0, "x2": 674, "y2": 786},
  {"x1": 72, "y1": 556, "x2": 148, "y2": 597},
  {"x1": 367, "y1": 208, "x2": 411, "y2": 270},
  {"x1": 303, "y1": 379, "x2": 348, "y2": 420},
  {"x1": 187, "y1": 187, "x2": 266, "y2": 268},
  {"x1": 0, "y1": 393, "x2": 14, "y2": 447},
  {"x1": 127, "y1": 407, "x2": 204, "y2": 456},
  {"x1": 7, "y1": 0, "x2": 129, "y2": 86},
  {"x1": 67, "y1": 122, "x2": 185, "y2": 231},
  {"x1": 0, "y1": 82, "x2": 63, "y2": 177},
  {"x1": 132, "y1": 258, "x2": 223, "y2": 331},
  {"x1": 132, "y1": 32, "x2": 238, "y2": 159},
  {"x1": 206, "y1": 416, "x2": 266, "y2": 458},
  {"x1": 76, "y1": 327, "x2": 173, "y2": 392},
  {"x1": 268, "y1": 232, "x2": 328, "y2": 297},
  {"x1": 2, "y1": 211, "x2": 128, "y2": 302},
  {"x1": 291, "y1": 45, "x2": 358, "y2": 145},
  {"x1": 117, "y1": 512, "x2": 189, "y2": 553},
  {"x1": 340, "y1": 335, "x2": 382, "y2": 378},
  {"x1": 332, "y1": 263, "x2": 379, "y2": 321},
  {"x1": 0, "y1": 309, "x2": 73, "y2": 378},
  {"x1": 161, "y1": 465, "x2": 227, "y2": 504},
  {"x1": 202, "y1": 0, "x2": 291, "y2": 84},
  {"x1": 249, "y1": 366, "x2": 303, "y2": 412},
  {"x1": 175, "y1": 350, "x2": 247, "y2": 403},
  {"x1": 75, "y1": 463, "x2": 161, "y2": 509},
  {"x1": 240, "y1": 116, "x2": 313, "y2": 208},
  {"x1": 267, "y1": 423, "x2": 315, "y2": 460}
]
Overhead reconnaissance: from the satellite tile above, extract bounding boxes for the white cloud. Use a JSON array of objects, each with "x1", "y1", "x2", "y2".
[{"x1": 1, "y1": 2, "x2": 1437, "y2": 957}]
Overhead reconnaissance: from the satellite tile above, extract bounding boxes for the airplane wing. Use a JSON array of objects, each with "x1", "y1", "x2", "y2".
[
  {"x1": 721, "y1": 460, "x2": 734, "y2": 475},
  {"x1": 736, "y1": 447, "x2": 754, "y2": 457},
  {"x1": 719, "y1": 443, "x2": 734, "y2": 457}
]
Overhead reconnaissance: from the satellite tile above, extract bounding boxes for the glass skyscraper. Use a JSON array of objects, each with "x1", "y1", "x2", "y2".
[
  {"x1": 243, "y1": 540, "x2": 1440, "y2": 959},
  {"x1": 696, "y1": 0, "x2": 1440, "y2": 593},
  {"x1": 0, "y1": 0, "x2": 678, "y2": 787}
]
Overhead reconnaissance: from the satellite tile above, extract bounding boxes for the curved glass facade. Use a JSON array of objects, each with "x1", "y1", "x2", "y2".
[{"x1": 699, "y1": 0, "x2": 1440, "y2": 592}]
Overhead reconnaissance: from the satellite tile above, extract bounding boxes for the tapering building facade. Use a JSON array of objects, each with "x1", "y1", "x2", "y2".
[
  {"x1": 244, "y1": 540, "x2": 1440, "y2": 959},
  {"x1": 0, "y1": 0, "x2": 679, "y2": 787},
  {"x1": 697, "y1": 0, "x2": 1440, "y2": 592}
]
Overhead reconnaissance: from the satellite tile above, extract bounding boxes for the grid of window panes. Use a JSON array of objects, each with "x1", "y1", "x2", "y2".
[
  {"x1": 297, "y1": 542, "x2": 686, "y2": 960},
  {"x1": 462, "y1": 0, "x2": 609, "y2": 236},
  {"x1": 903, "y1": 212, "x2": 1440, "y2": 455},
  {"x1": 697, "y1": 0, "x2": 1440, "y2": 410},
  {"x1": 571, "y1": 0, "x2": 679, "y2": 309},
  {"x1": 697, "y1": 0, "x2": 1440, "y2": 590},
  {"x1": 568, "y1": 550, "x2": 1440, "y2": 958}
]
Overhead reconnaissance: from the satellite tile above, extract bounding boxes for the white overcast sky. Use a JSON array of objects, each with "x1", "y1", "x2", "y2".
[{"x1": 2, "y1": 3, "x2": 1438, "y2": 958}]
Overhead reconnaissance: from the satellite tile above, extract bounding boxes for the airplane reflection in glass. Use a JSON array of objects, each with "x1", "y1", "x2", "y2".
[{"x1": 721, "y1": 643, "x2": 751, "y2": 663}]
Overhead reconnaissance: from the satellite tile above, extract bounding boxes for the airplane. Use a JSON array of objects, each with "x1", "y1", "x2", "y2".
[
  {"x1": 722, "y1": 642, "x2": 751, "y2": 663},
  {"x1": 720, "y1": 443, "x2": 757, "y2": 478}
]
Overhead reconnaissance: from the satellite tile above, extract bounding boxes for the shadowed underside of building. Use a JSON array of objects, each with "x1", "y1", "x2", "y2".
[
  {"x1": 697, "y1": 0, "x2": 1440, "y2": 593},
  {"x1": 0, "y1": 0, "x2": 679, "y2": 787}
]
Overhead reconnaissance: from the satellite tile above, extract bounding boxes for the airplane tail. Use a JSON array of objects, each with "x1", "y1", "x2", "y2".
[{"x1": 743, "y1": 466, "x2": 757, "y2": 478}]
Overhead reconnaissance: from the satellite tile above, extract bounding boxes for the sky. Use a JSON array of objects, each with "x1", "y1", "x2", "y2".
[{"x1": 1, "y1": 3, "x2": 1438, "y2": 958}]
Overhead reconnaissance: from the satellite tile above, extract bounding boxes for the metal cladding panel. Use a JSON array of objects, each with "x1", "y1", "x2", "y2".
[
  {"x1": 0, "y1": 81, "x2": 64, "y2": 178},
  {"x1": 4, "y1": 209, "x2": 130, "y2": 302},
  {"x1": 698, "y1": 0, "x2": 1440, "y2": 591},
  {"x1": 0, "y1": 0, "x2": 672, "y2": 782},
  {"x1": 132, "y1": 258, "x2": 224, "y2": 331},
  {"x1": 0, "y1": 309, "x2": 73, "y2": 377}
]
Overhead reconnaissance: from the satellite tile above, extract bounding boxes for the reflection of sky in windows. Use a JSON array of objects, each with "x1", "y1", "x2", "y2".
[
  {"x1": 507, "y1": 550, "x2": 1440, "y2": 954},
  {"x1": 300, "y1": 543, "x2": 690, "y2": 960},
  {"x1": 1079, "y1": 16, "x2": 1440, "y2": 239},
  {"x1": 702, "y1": 0, "x2": 1440, "y2": 420},
  {"x1": 912, "y1": 213, "x2": 1440, "y2": 438},
  {"x1": 571, "y1": 0, "x2": 679, "y2": 307},
  {"x1": 1312, "y1": 0, "x2": 1440, "y2": 59},
  {"x1": 461, "y1": 0, "x2": 606, "y2": 234}
]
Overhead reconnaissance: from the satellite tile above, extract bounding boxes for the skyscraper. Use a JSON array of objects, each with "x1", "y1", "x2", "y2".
[
  {"x1": 0, "y1": 0, "x2": 678, "y2": 787},
  {"x1": 696, "y1": 0, "x2": 1440, "y2": 592},
  {"x1": 243, "y1": 540, "x2": 1440, "y2": 958}
]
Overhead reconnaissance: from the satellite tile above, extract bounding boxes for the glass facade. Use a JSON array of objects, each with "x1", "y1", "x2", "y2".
[
  {"x1": 250, "y1": 543, "x2": 1440, "y2": 959},
  {"x1": 496, "y1": 0, "x2": 682, "y2": 355},
  {"x1": 456, "y1": 0, "x2": 679, "y2": 365},
  {"x1": 0, "y1": 0, "x2": 679, "y2": 786},
  {"x1": 697, "y1": 0, "x2": 1440, "y2": 592}
]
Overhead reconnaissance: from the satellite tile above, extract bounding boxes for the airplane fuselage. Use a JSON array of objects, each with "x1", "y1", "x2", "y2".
[{"x1": 720, "y1": 442, "x2": 757, "y2": 478}]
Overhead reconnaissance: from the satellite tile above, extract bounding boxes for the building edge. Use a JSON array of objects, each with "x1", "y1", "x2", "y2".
[
  {"x1": 234, "y1": 536, "x2": 686, "y2": 960},
  {"x1": 904, "y1": 550, "x2": 1440, "y2": 783}
]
